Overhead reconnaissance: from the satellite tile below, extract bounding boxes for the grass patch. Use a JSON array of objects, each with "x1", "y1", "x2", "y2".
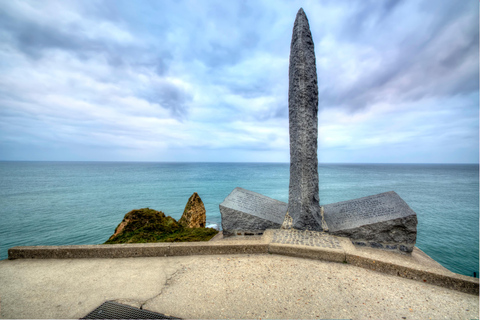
[{"x1": 104, "y1": 208, "x2": 218, "y2": 244}]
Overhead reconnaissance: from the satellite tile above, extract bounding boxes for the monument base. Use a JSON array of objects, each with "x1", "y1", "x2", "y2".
[
  {"x1": 322, "y1": 191, "x2": 417, "y2": 253},
  {"x1": 220, "y1": 188, "x2": 417, "y2": 252},
  {"x1": 220, "y1": 188, "x2": 287, "y2": 237}
]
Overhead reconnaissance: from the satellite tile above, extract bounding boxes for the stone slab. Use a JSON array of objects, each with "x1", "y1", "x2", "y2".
[
  {"x1": 323, "y1": 191, "x2": 417, "y2": 252},
  {"x1": 220, "y1": 187, "x2": 287, "y2": 236}
]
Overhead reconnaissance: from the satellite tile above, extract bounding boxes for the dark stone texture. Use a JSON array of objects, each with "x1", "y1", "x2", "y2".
[
  {"x1": 323, "y1": 191, "x2": 418, "y2": 252},
  {"x1": 370, "y1": 242, "x2": 383, "y2": 249},
  {"x1": 220, "y1": 187, "x2": 287, "y2": 236},
  {"x1": 287, "y1": 8, "x2": 322, "y2": 231}
]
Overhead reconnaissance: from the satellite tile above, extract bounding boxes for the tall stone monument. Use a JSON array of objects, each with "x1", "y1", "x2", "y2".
[
  {"x1": 219, "y1": 8, "x2": 417, "y2": 252},
  {"x1": 287, "y1": 8, "x2": 322, "y2": 231}
]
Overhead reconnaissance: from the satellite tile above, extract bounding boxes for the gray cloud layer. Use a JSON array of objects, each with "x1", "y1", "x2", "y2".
[
  {"x1": 0, "y1": 0, "x2": 478, "y2": 162},
  {"x1": 315, "y1": 0, "x2": 478, "y2": 112}
]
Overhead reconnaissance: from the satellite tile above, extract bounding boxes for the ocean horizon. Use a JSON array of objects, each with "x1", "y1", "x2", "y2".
[{"x1": 0, "y1": 161, "x2": 478, "y2": 277}]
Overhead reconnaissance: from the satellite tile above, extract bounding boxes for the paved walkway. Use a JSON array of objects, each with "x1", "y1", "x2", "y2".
[
  {"x1": 0, "y1": 254, "x2": 478, "y2": 319},
  {"x1": 1, "y1": 230, "x2": 478, "y2": 319}
]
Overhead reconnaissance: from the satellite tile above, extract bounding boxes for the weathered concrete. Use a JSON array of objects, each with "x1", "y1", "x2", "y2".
[
  {"x1": 143, "y1": 255, "x2": 478, "y2": 319},
  {"x1": 7, "y1": 229, "x2": 478, "y2": 295},
  {"x1": 287, "y1": 8, "x2": 322, "y2": 231},
  {"x1": 343, "y1": 242, "x2": 479, "y2": 295},
  {"x1": 0, "y1": 256, "x2": 183, "y2": 319},
  {"x1": 8, "y1": 241, "x2": 269, "y2": 260},
  {"x1": 0, "y1": 254, "x2": 477, "y2": 319}
]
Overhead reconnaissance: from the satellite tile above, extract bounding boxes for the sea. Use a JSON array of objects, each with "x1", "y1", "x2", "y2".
[{"x1": 0, "y1": 162, "x2": 478, "y2": 277}]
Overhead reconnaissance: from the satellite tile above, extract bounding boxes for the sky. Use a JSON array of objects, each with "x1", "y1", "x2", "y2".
[{"x1": 0, "y1": 0, "x2": 478, "y2": 163}]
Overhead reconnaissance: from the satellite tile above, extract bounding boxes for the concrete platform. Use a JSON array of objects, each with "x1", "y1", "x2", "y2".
[{"x1": 1, "y1": 230, "x2": 478, "y2": 319}]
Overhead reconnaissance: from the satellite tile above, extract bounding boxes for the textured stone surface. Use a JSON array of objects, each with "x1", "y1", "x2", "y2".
[
  {"x1": 272, "y1": 229, "x2": 342, "y2": 249},
  {"x1": 287, "y1": 8, "x2": 322, "y2": 231},
  {"x1": 323, "y1": 191, "x2": 417, "y2": 252},
  {"x1": 220, "y1": 188, "x2": 287, "y2": 236},
  {"x1": 179, "y1": 192, "x2": 206, "y2": 228},
  {"x1": 281, "y1": 211, "x2": 293, "y2": 229}
]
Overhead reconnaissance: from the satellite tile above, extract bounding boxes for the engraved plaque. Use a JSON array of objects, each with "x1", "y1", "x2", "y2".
[
  {"x1": 220, "y1": 187, "x2": 287, "y2": 235},
  {"x1": 323, "y1": 191, "x2": 417, "y2": 252},
  {"x1": 324, "y1": 191, "x2": 416, "y2": 232}
]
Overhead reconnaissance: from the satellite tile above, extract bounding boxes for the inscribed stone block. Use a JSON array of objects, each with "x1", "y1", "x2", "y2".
[
  {"x1": 220, "y1": 188, "x2": 287, "y2": 236},
  {"x1": 323, "y1": 191, "x2": 417, "y2": 252}
]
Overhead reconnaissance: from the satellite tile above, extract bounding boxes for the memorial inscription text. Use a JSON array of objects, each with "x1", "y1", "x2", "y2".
[
  {"x1": 228, "y1": 191, "x2": 285, "y2": 222},
  {"x1": 331, "y1": 197, "x2": 396, "y2": 222}
]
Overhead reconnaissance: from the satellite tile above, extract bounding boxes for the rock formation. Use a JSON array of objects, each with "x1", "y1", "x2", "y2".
[
  {"x1": 287, "y1": 8, "x2": 322, "y2": 231},
  {"x1": 106, "y1": 208, "x2": 180, "y2": 243},
  {"x1": 179, "y1": 192, "x2": 206, "y2": 228},
  {"x1": 105, "y1": 194, "x2": 216, "y2": 244}
]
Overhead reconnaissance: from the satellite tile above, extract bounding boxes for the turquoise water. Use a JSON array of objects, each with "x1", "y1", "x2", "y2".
[{"x1": 0, "y1": 162, "x2": 478, "y2": 277}]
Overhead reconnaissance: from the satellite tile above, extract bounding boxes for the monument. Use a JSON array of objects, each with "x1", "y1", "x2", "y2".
[
  {"x1": 323, "y1": 192, "x2": 418, "y2": 252},
  {"x1": 287, "y1": 8, "x2": 322, "y2": 231},
  {"x1": 218, "y1": 8, "x2": 417, "y2": 253},
  {"x1": 220, "y1": 188, "x2": 287, "y2": 236}
]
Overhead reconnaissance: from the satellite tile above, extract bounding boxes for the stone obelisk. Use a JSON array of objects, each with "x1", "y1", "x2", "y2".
[{"x1": 287, "y1": 8, "x2": 322, "y2": 231}]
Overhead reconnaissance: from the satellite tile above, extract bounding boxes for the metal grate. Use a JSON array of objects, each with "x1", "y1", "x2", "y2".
[{"x1": 82, "y1": 301, "x2": 180, "y2": 319}]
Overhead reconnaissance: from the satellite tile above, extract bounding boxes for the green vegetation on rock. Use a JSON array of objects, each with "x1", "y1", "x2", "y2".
[{"x1": 104, "y1": 208, "x2": 218, "y2": 244}]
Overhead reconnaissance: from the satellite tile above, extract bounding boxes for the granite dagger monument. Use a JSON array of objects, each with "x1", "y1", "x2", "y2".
[
  {"x1": 219, "y1": 8, "x2": 417, "y2": 253},
  {"x1": 287, "y1": 8, "x2": 322, "y2": 231}
]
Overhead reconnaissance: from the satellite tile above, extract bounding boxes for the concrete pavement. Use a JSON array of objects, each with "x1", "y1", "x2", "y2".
[
  {"x1": 1, "y1": 230, "x2": 478, "y2": 319},
  {"x1": 0, "y1": 254, "x2": 478, "y2": 319}
]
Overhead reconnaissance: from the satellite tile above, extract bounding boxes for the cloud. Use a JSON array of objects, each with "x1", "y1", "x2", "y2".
[
  {"x1": 0, "y1": 0, "x2": 477, "y2": 163},
  {"x1": 0, "y1": 1, "x2": 135, "y2": 60},
  {"x1": 337, "y1": 0, "x2": 403, "y2": 41},
  {"x1": 314, "y1": 0, "x2": 478, "y2": 113},
  {"x1": 137, "y1": 77, "x2": 193, "y2": 120}
]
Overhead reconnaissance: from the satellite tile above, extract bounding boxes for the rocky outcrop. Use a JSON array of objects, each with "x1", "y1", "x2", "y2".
[
  {"x1": 105, "y1": 194, "x2": 216, "y2": 244},
  {"x1": 106, "y1": 208, "x2": 178, "y2": 243},
  {"x1": 179, "y1": 192, "x2": 206, "y2": 228}
]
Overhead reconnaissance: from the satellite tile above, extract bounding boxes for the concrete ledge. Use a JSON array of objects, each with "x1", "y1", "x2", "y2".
[
  {"x1": 7, "y1": 233, "x2": 479, "y2": 295},
  {"x1": 8, "y1": 243, "x2": 171, "y2": 259},
  {"x1": 168, "y1": 242, "x2": 268, "y2": 256},
  {"x1": 8, "y1": 241, "x2": 268, "y2": 260},
  {"x1": 345, "y1": 252, "x2": 479, "y2": 295},
  {"x1": 268, "y1": 243, "x2": 345, "y2": 263}
]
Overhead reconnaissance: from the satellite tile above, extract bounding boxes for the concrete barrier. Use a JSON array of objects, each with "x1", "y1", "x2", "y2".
[{"x1": 7, "y1": 231, "x2": 479, "y2": 295}]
